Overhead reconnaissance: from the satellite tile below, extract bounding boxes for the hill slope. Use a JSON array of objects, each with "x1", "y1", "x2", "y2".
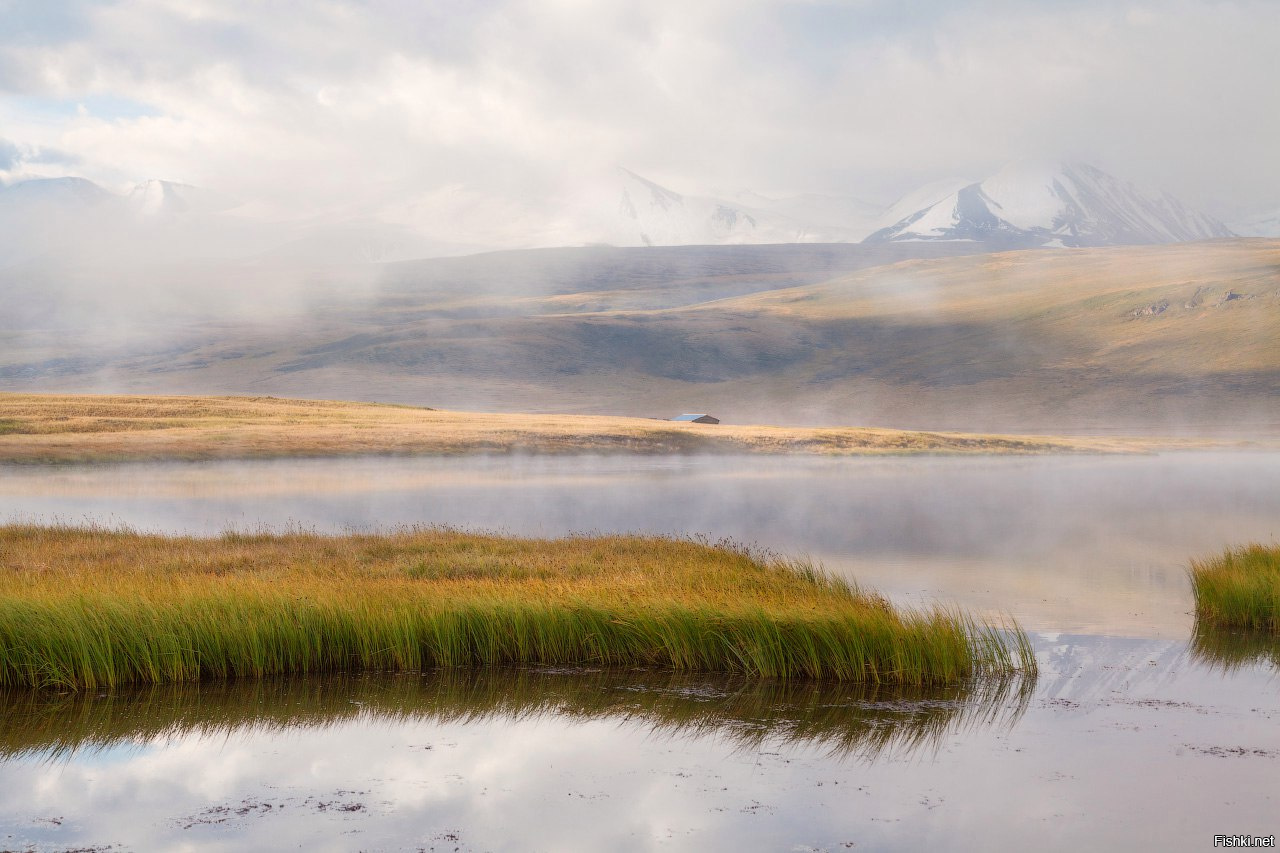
[{"x1": 2, "y1": 240, "x2": 1277, "y2": 435}]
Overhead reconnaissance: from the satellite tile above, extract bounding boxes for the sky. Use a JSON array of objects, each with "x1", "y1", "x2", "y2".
[{"x1": 1, "y1": 0, "x2": 1278, "y2": 246}]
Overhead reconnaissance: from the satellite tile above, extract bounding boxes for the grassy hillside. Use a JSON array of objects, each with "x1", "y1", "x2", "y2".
[
  {"x1": 0, "y1": 393, "x2": 1206, "y2": 463},
  {"x1": 3, "y1": 240, "x2": 1277, "y2": 434}
]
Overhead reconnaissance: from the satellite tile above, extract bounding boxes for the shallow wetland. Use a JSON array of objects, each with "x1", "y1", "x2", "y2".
[{"x1": 1, "y1": 452, "x2": 1278, "y2": 851}]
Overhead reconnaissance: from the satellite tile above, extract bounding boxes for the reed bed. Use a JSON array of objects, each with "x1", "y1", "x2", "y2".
[
  {"x1": 1189, "y1": 543, "x2": 1280, "y2": 632},
  {"x1": 0, "y1": 525, "x2": 1036, "y2": 689}
]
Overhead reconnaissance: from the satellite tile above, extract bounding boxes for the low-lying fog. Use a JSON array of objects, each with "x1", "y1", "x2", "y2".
[{"x1": 5, "y1": 452, "x2": 1277, "y2": 638}]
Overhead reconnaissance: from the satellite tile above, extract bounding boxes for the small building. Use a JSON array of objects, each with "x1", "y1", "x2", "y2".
[{"x1": 671, "y1": 413, "x2": 720, "y2": 424}]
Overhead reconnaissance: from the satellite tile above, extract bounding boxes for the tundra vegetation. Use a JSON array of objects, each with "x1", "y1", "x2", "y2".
[
  {"x1": 0, "y1": 393, "x2": 1235, "y2": 464},
  {"x1": 0, "y1": 525, "x2": 1036, "y2": 690}
]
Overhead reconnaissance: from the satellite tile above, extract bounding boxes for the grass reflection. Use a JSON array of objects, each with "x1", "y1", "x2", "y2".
[
  {"x1": 0, "y1": 666, "x2": 1035, "y2": 764},
  {"x1": 1188, "y1": 624, "x2": 1280, "y2": 673}
]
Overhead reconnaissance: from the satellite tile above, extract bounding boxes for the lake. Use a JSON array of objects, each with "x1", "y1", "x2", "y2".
[{"x1": 1, "y1": 453, "x2": 1278, "y2": 851}]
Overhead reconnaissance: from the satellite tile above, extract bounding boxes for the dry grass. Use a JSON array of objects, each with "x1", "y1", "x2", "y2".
[
  {"x1": 0, "y1": 525, "x2": 1036, "y2": 689},
  {"x1": 0, "y1": 393, "x2": 1221, "y2": 464}
]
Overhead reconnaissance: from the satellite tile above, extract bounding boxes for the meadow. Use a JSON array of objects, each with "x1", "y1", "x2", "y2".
[
  {"x1": 0, "y1": 393, "x2": 1225, "y2": 464},
  {"x1": 0, "y1": 525, "x2": 1035, "y2": 689}
]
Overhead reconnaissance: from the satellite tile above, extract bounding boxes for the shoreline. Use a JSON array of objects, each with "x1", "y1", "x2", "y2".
[{"x1": 0, "y1": 392, "x2": 1261, "y2": 465}]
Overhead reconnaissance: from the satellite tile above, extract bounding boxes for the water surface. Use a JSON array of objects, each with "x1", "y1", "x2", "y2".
[{"x1": 2, "y1": 453, "x2": 1279, "y2": 850}]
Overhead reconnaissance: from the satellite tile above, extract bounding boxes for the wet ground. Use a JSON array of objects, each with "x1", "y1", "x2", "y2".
[{"x1": 1, "y1": 454, "x2": 1278, "y2": 851}]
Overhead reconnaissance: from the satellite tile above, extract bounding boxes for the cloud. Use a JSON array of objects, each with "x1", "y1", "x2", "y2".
[{"x1": 0, "y1": 0, "x2": 1276, "y2": 244}]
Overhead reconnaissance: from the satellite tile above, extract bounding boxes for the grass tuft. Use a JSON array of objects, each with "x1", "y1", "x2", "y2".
[
  {"x1": 1189, "y1": 543, "x2": 1280, "y2": 632},
  {"x1": 0, "y1": 525, "x2": 1037, "y2": 689}
]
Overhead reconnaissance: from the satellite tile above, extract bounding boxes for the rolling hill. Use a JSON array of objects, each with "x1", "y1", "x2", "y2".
[{"x1": 2, "y1": 239, "x2": 1277, "y2": 435}]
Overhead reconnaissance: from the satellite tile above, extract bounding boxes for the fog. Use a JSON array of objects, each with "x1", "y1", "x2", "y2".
[
  {"x1": 6, "y1": 453, "x2": 1279, "y2": 637},
  {"x1": 3, "y1": 1, "x2": 1279, "y2": 227}
]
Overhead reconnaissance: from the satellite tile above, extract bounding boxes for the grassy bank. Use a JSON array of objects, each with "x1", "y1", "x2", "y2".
[
  {"x1": 0, "y1": 393, "x2": 1224, "y2": 464},
  {"x1": 0, "y1": 526, "x2": 1034, "y2": 689},
  {"x1": 1190, "y1": 544, "x2": 1280, "y2": 632}
]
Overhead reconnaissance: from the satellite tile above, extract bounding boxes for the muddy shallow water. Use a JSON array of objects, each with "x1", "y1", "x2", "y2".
[{"x1": 1, "y1": 453, "x2": 1278, "y2": 851}]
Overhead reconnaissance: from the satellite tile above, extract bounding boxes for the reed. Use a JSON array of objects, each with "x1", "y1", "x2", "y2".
[
  {"x1": 1189, "y1": 543, "x2": 1280, "y2": 632},
  {"x1": 0, "y1": 525, "x2": 1036, "y2": 689}
]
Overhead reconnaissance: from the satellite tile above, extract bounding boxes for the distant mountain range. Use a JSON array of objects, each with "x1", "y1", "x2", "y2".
[
  {"x1": 0, "y1": 162, "x2": 1271, "y2": 267},
  {"x1": 591, "y1": 162, "x2": 1244, "y2": 249},
  {"x1": 864, "y1": 161, "x2": 1235, "y2": 248}
]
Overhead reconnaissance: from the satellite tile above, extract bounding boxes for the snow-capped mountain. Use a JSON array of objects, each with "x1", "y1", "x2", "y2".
[
  {"x1": 595, "y1": 168, "x2": 869, "y2": 246},
  {"x1": 865, "y1": 162, "x2": 1235, "y2": 248},
  {"x1": 126, "y1": 179, "x2": 238, "y2": 216}
]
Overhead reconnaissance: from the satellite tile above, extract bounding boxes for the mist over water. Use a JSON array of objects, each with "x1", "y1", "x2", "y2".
[
  {"x1": 4, "y1": 452, "x2": 1278, "y2": 637},
  {"x1": 3, "y1": 453, "x2": 1279, "y2": 850}
]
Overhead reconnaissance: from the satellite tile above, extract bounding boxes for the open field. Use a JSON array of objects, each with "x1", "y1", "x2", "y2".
[
  {"x1": 0, "y1": 526, "x2": 1035, "y2": 689},
  {"x1": 0, "y1": 393, "x2": 1245, "y2": 463},
  {"x1": 1190, "y1": 544, "x2": 1280, "y2": 633},
  {"x1": 5, "y1": 239, "x2": 1278, "y2": 434}
]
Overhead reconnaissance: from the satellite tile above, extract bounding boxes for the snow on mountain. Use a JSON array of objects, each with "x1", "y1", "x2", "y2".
[
  {"x1": 720, "y1": 189, "x2": 882, "y2": 238},
  {"x1": 1229, "y1": 205, "x2": 1280, "y2": 238},
  {"x1": 597, "y1": 168, "x2": 868, "y2": 247},
  {"x1": 126, "y1": 179, "x2": 239, "y2": 216},
  {"x1": 865, "y1": 162, "x2": 1235, "y2": 248},
  {"x1": 868, "y1": 177, "x2": 973, "y2": 235}
]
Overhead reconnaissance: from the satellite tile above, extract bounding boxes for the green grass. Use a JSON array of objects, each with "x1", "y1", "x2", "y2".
[
  {"x1": 1189, "y1": 543, "x2": 1280, "y2": 632},
  {"x1": 0, "y1": 525, "x2": 1036, "y2": 689},
  {"x1": 0, "y1": 668, "x2": 1035, "y2": 763}
]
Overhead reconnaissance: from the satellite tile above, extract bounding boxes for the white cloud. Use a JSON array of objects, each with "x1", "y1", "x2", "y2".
[{"x1": 1, "y1": 0, "x2": 1277, "y2": 245}]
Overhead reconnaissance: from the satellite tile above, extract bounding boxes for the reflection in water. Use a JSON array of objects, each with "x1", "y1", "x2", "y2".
[
  {"x1": 1188, "y1": 624, "x2": 1280, "y2": 673},
  {"x1": 0, "y1": 667, "x2": 1034, "y2": 765},
  {"x1": 0, "y1": 635, "x2": 1276, "y2": 852}
]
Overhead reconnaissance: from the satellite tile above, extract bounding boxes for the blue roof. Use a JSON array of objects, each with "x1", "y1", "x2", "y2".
[{"x1": 672, "y1": 413, "x2": 712, "y2": 421}]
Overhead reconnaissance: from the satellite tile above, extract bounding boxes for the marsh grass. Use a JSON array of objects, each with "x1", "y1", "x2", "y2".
[
  {"x1": 1189, "y1": 543, "x2": 1280, "y2": 632},
  {"x1": 0, "y1": 525, "x2": 1035, "y2": 689},
  {"x1": 0, "y1": 668, "x2": 1035, "y2": 763}
]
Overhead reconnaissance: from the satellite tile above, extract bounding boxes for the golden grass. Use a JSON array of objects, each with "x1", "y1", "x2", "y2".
[
  {"x1": 0, "y1": 392, "x2": 1224, "y2": 464},
  {"x1": 1190, "y1": 543, "x2": 1280, "y2": 632},
  {"x1": 0, "y1": 525, "x2": 1036, "y2": 689}
]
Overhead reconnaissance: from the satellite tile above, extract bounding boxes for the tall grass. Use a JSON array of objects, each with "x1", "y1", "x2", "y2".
[
  {"x1": 0, "y1": 668, "x2": 1035, "y2": 764},
  {"x1": 1189, "y1": 543, "x2": 1280, "y2": 632},
  {"x1": 0, "y1": 525, "x2": 1036, "y2": 689}
]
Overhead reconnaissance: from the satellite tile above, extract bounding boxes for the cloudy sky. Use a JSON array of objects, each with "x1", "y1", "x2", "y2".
[{"x1": 1, "y1": 0, "x2": 1277, "y2": 245}]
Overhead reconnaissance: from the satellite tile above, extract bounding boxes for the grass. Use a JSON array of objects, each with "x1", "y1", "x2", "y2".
[
  {"x1": 0, "y1": 668, "x2": 1035, "y2": 763},
  {"x1": 1189, "y1": 543, "x2": 1280, "y2": 632},
  {"x1": 0, "y1": 392, "x2": 1216, "y2": 464},
  {"x1": 0, "y1": 525, "x2": 1035, "y2": 690}
]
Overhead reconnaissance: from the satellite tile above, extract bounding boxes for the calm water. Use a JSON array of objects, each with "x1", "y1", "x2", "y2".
[{"x1": 1, "y1": 453, "x2": 1278, "y2": 851}]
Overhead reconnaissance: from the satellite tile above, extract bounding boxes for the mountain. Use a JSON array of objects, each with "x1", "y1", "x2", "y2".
[
  {"x1": 1230, "y1": 205, "x2": 1280, "y2": 238},
  {"x1": 594, "y1": 168, "x2": 869, "y2": 246},
  {"x1": 4, "y1": 239, "x2": 1277, "y2": 435},
  {"x1": 865, "y1": 162, "x2": 1235, "y2": 248},
  {"x1": 126, "y1": 179, "x2": 238, "y2": 217}
]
